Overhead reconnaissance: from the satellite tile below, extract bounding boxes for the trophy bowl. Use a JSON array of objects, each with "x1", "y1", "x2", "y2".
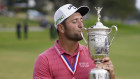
[
  {"x1": 87, "y1": 27, "x2": 110, "y2": 63},
  {"x1": 82, "y1": 22, "x2": 117, "y2": 63}
]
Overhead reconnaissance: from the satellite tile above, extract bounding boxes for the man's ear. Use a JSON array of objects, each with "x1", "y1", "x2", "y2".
[{"x1": 57, "y1": 24, "x2": 65, "y2": 33}]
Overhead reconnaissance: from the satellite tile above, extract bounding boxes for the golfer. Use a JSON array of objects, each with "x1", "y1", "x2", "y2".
[{"x1": 33, "y1": 4, "x2": 116, "y2": 79}]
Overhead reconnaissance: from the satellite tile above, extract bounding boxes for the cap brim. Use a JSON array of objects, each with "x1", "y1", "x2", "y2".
[{"x1": 76, "y1": 6, "x2": 90, "y2": 16}]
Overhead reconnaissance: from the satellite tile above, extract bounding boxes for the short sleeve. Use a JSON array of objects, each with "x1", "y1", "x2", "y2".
[{"x1": 33, "y1": 55, "x2": 52, "y2": 79}]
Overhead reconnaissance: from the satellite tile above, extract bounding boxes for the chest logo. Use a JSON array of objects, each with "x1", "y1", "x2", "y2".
[{"x1": 79, "y1": 62, "x2": 89, "y2": 67}]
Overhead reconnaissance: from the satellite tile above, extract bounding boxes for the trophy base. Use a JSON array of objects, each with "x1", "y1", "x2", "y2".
[{"x1": 90, "y1": 68, "x2": 110, "y2": 79}]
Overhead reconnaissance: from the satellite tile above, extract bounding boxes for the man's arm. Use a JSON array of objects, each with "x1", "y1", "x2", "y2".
[
  {"x1": 96, "y1": 57, "x2": 116, "y2": 79},
  {"x1": 33, "y1": 55, "x2": 52, "y2": 79}
]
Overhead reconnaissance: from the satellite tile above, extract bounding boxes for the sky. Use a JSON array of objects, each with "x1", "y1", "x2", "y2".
[{"x1": 136, "y1": 0, "x2": 140, "y2": 10}]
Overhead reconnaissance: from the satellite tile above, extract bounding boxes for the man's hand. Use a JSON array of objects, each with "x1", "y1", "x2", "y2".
[{"x1": 96, "y1": 57, "x2": 116, "y2": 79}]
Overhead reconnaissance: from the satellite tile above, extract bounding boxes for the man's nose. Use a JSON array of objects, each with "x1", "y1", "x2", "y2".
[{"x1": 78, "y1": 21, "x2": 83, "y2": 28}]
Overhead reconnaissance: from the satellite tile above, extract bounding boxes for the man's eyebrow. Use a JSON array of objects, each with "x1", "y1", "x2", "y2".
[{"x1": 71, "y1": 17, "x2": 83, "y2": 21}]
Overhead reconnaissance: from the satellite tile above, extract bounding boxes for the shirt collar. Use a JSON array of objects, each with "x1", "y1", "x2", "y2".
[{"x1": 54, "y1": 40, "x2": 82, "y2": 56}]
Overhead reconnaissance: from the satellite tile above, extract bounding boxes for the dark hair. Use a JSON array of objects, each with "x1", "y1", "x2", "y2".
[{"x1": 57, "y1": 18, "x2": 67, "y2": 34}]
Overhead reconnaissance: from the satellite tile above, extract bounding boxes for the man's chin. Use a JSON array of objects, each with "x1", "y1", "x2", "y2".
[{"x1": 75, "y1": 37, "x2": 83, "y2": 41}]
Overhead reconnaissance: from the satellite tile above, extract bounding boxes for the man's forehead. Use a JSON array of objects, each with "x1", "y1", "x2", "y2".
[{"x1": 67, "y1": 12, "x2": 82, "y2": 20}]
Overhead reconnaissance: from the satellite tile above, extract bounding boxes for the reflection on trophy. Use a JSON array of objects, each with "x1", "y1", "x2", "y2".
[{"x1": 81, "y1": 7, "x2": 118, "y2": 79}]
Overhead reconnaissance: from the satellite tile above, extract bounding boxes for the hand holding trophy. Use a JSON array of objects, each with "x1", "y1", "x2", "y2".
[{"x1": 81, "y1": 7, "x2": 118, "y2": 79}]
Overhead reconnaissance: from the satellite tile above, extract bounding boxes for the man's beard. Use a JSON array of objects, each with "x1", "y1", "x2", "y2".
[
  {"x1": 63, "y1": 23, "x2": 83, "y2": 41},
  {"x1": 65, "y1": 31, "x2": 83, "y2": 41}
]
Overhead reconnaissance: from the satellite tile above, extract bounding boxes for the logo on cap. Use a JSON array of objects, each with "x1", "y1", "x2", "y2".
[
  {"x1": 68, "y1": 4, "x2": 77, "y2": 10},
  {"x1": 56, "y1": 15, "x2": 64, "y2": 25}
]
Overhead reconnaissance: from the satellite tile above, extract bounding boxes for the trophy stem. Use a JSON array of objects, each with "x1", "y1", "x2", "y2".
[
  {"x1": 90, "y1": 68, "x2": 110, "y2": 79},
  {"x1": 95, "y1": 61, "x2": 101, "y2": 64},
  {"x1": 90, "y1": 62, "x2": 110, "y2": 79}
]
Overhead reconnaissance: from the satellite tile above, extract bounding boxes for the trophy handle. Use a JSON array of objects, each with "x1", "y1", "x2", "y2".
[
  {"x1": 110, "y1": 25, "x2": 118, "y2": 46},
  {"x1": 81, "y1": 28, "x2": 87, "y2": 45}
]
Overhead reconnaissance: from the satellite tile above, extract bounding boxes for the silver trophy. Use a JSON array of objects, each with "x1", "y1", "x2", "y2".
[{"x1": 81, "y1": 7, "x2": 118, "y2": 79}]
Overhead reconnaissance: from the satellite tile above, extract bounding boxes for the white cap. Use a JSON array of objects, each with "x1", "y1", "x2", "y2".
[{"x1": 54, "y1": 4, "x2": 90, "y2": 29}]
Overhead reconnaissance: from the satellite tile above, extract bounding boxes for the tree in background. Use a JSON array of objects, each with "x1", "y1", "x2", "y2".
[
  {"x1": 34, "y1": 0, "x2": 46, "y2": 14},
  {"x1": 4, "y1": 0, "x2": 138, "y2": 21},
  {"x1": 102, "y1": 0, "x2": 137, "y2": 20},
  {"x1": 51, "y1": 0, "x2": 137, "y2": 21}
]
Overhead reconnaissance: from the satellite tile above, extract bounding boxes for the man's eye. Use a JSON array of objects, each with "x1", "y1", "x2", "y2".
[
  {"x1": 72, "y1": 20, "x2": 77, "y2": 23},
  {"x1": 81, "y1": 19, "x2": 83, "y2": 22}
]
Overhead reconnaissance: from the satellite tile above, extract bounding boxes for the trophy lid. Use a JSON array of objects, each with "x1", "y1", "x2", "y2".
[
  {"x1": 91, "y1": 21, "x2": 109, "y2": 29},
  {"x1": 89, "y1": 7, "x2": 109, "y2": 30}
]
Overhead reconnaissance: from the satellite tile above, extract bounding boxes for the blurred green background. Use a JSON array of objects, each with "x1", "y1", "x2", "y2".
[{"x1": 0, "y1": 0, "x2": 140, "y2": 79}]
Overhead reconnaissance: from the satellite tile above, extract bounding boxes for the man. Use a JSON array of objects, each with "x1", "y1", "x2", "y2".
[
  {"x1": 16, "y1": 22, "x2": 21, "y2": 39},
  {"x1": 33, "y1": 4, "x2": 116, "y2": 79}
]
